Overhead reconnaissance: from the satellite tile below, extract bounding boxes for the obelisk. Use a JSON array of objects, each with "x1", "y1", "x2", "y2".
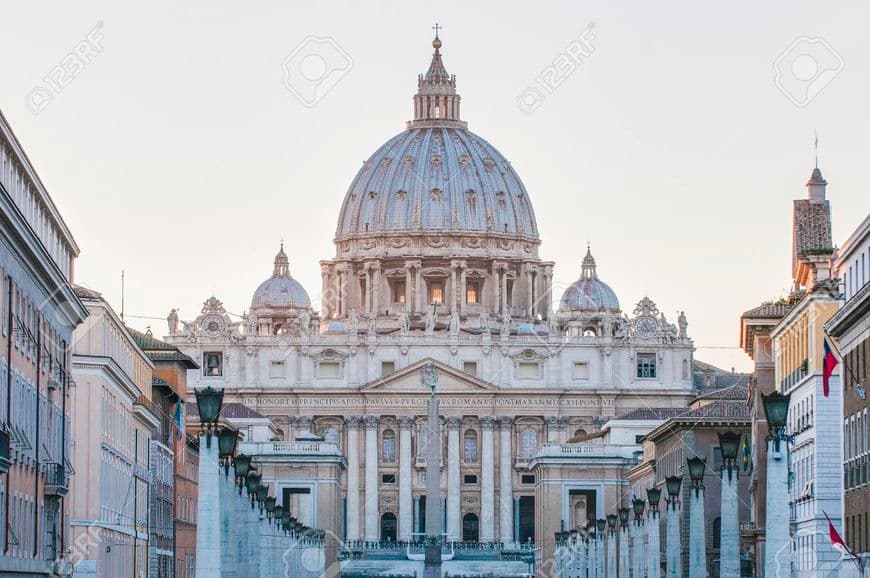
[{"x1": 422, "y1": 363, "x2": 442, "y2": 578}]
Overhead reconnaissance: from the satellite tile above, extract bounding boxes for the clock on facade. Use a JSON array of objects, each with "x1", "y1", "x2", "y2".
[
  {"x1": 634, "y1": 316, "x2": 658, "y2": 339},
  {"x1": 202, "y1": 315, "x2": 226, "y2": 336}
]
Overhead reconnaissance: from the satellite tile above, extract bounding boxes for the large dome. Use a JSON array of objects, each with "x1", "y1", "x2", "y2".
[
  {"x1": 334, "y1": 33, "x2": 538, "y2": 245},
  {"x1": 560, "y1": 248, "x2": 620, "y2": 311},
  {"x1": 335, "y1": 127, "x2": 538, "y2": 239},
  {"x1": 251, "y1": 245, "x2": 311, "y2": 310}
]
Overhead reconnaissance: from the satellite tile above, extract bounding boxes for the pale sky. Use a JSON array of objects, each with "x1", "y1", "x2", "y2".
[{"x1": 1, "y1": 1, "x2": 868, "y2": 372}]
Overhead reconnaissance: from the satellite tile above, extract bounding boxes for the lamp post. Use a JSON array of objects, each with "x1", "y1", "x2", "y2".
[
  {"x1": 233, "y1": 454, "x2": 252, "y2": 494},
  {"x1": 687, "y1": 456, "x2": 707, "y2": 578},
  {"x1": 193, "y1": 386, "x2": 224, "y2": 578},
  {"x1": 194, "y1": 386, "x2": 224, "y2": 443},
  {"x1": 665, "y1": 476, "x2": 682, "y2": 578},
  {"x1": 618, "y1": 507, "x2": 631, "y2": 578},
  {"x1": 217, "y1": 427, "x2": 239, "y2": 477},
  {"x1": 632, "y1": 498, "x2": 646, "y2": 578},
  {"x1": 718, "y1": 432, "x2": 741, "y2": 578},
  {"x1": 646, "y1": 488, "x2": 662, "y2": 578},
  {"x1": 762, "y1": 391, "x2": 791, "y2": 577},
  {"x1": 596, "y1": 518, "x2": 606, "y2": 578},
  {"x1": 606, "y1": 515, "x2": 617, "y2": 578}
]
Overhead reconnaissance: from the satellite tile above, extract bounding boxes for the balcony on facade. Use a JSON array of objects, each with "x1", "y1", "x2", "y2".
[
  {"x1": 239, "y1": 440, "x2": 343, "y2": 459},
  {"x1": 44, "y1": 462, "x2": 69, "y2": 496}
]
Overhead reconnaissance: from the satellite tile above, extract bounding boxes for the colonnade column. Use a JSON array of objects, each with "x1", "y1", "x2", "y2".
[
  {"x1": 345, "y1": 417, "x2": 362, "y2": 541},
  {"x1": 720, "y1": 465, "x2": 740, "y2": 578},
  {"x1": 689, "y1": 484, "x2": 707, "y2": 578},
  {"x1": 364, "y1": 416, "x2": 380, "y2": 542},
  {"x1": 618, "y1": 521, "x2": 630, "y2": 578},
  {"x1": 446, "y1": 417, "x2": 461, "y2": 541},
  {"x1": 498, "y1": 417, "x2": 514, "y2": 544},
  {"x1": 479, "y1": 416, "x2": 496, "y2": 542},
  {"x1": 398, "y1": 416, "x2": 414, "y2": 542}
]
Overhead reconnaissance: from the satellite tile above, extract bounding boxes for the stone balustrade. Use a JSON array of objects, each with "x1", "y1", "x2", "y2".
[
  {"x1": 535, "y1": 443, "x2": 641, "y2": 459},
  {"x1": 239, "y1": 440, "x2": 342, "y2": 456}
]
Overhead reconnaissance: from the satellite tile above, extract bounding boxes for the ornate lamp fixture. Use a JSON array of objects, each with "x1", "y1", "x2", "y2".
[
  {"x1": 762, "y1": 391, "x2": 791, "y2": 452},
  {"x1": 217, "y1": 427, "x2": 239, "y2": 476},
  {"x1": 687, "y1": 456, "x2": 707, "y2": 497},
  {"x1": 233, "y1": 454, "x2": 252, "y2": 493},
  {"x1": 596, "y1": 518, "x2": 606, "y2": 537},
  {"x1": 665, "y1": 475, "x2": 683, "y2": 505},
  {"x1": 618, "y1": 507, "x2": 630, "y2": 529},
  {"x1": 245, "y1": 471, "x2": 261, "y2": 508},
  {"x1": 632, "y1": 497, "x2": 646, "y2": 523},
  {"x1": 194, "y1": 386, "x2": 224, "y2": 445},
  {"x1": 718, "y1": 431, "x2": 742, "y2": 481},
  {"x1": 647, "y1": 487, "x2": 662, "y2": 513},
  {"x1": 606, "y1": 514, "x2": 617, "y2": 536},
  {"x1": 256, "y1": 483, "x2": 269, "y2": 513},
  {"x1": 264, "y1": 496, "x2": 277, "y2": 522}
]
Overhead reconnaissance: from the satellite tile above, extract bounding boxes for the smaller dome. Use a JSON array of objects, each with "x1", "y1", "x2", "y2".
[
  {"x1": 560, "y1": 247, "x2": 620, "y2": 312},
  {"x1": 251, "y1": 244, "x2": 311, "y2": 310},
  {"x1": 325, "y1": 320, "x2": 349, "y2": 334}
]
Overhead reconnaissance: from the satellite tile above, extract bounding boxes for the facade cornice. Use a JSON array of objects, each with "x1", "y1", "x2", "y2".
[{"x1": 72, "y1": 354, "x2": 143, "y2": 404}]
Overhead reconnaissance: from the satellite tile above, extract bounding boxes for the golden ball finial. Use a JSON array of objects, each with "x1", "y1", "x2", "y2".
[{"x1": 432, "y1": 36, "x2": 442, "y2": 50}]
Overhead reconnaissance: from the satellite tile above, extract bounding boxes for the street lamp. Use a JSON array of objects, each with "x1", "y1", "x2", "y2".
[
  {"x1": 217, "y1": 427, "x2": 239, "y2": 476},
  {"x1": 665, "y1": 475, "x2": 682, "y2": 503},
  {"x1": 686, "y1": 456, "x2": 708, "y2": 578},
  {"x1": 762, "y1": 391, "x2": 791, "y2": 451},
  {"x1": 245, "y1": 471, "x2": 261, "y2": 508},
  {"x1": 256, "y1": 483, "x2": 269, "y2": 513},
  {"x1": 647, "y1": 488, "x2": 662, "y2": 513},
  {"x1": 606, "y1": 515, "x2": 617, "y2": 535},
  {"x1": 665, "y1": 475, "x2": 683, "y2": 578},
  {"x1": 632, "y1": 497, "x2": 646, "y2": 522},
  {"x1": 265, "y1": 496, "x2": 277, "y2": 523},
  {"x1": 233, "y1": 454, "x2": 252, "y2": 494},
  {"x1": 718, "y1": 431, "x2": 742, "y2": 578},
  {"x1": 618, "y1": 507, "x2": 630, "y2": 529},
  {"x1": 687, "y1": 456, "x2": 706, "y2": 495},
  {"x1": 194, "y1": 386, "x2": 224, "y2": 443},
  {"x1": 718, "y1": 432, "x2": 741, "y2": 479}
]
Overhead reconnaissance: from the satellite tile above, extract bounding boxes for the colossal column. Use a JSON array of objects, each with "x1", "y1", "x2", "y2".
[
  {"x1": 446, "y1": 416, "x2": 462, "y2": 541},
  {"x1": 498, "y1": 417, "x2": 514, "y2": 544},
  {"x1": 364, "y1": 416, "x2": 380, "y2": 542},
  {"x1": 345, "y1": 416, "x2": 362, "y2": 541},
  {"x1": 398, "y1": 416, "x2": 415, "y2": 542},
  {"x1": 479, "y1": 416, "x2": 496, "y2": 542}
]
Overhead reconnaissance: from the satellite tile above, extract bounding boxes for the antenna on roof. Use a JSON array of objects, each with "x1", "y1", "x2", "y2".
[{"x1": 814, "y1": 129, "x2": 819, "y2": 169}]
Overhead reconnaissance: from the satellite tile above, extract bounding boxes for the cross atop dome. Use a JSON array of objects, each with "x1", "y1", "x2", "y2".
[{"x1": 409, "y1": 25, "x2": 467, "y2": 129}]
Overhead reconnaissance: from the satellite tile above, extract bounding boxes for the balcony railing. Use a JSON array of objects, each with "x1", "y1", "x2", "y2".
[
  {"x1": 239, "y1": 440, "x2": 342, "y2": 457},
  {"x1": 44, "y1": 462, "x2": 68, "y2": 496},
  {"x1": 535, "y1": 443, "x2": 641, "y2": 460},
  {"x1": 0, "y1": 429, "x2": 9, "y2": 474}
]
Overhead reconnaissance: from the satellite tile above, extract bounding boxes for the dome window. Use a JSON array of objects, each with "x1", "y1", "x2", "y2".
[
  {"x1": 465, "y1": 279, "x2": 481, "y2": 305},
  {"x1": 390, "y1": 279, "x2": 406, "y2": 305},
  {"x1": 427, "y1": 279, "x2": 444, "y2": 305}
]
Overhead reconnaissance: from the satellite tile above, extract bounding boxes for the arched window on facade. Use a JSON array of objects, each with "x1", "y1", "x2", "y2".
[
  {"x1": 382, "y1": 429, "x2": 396, "y2": 463},
  {"x1": 520, "y1": 427, "x2": 538, "y2": 459},
  {"x1": 574, "y1": 429, "x2": 587, "y2": 439},
  {"x1": 463, "y1": 429, "x2": 478, "y2": 462}
]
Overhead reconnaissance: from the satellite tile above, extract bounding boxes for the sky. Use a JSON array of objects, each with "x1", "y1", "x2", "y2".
[{"x1": 1, "y1": 1, "x2": 868, "y2": 372}]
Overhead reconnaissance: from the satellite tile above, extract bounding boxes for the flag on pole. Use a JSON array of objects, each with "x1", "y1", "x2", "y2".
[
  {"x1": 742, "y1": 433, "x2": 751, "y2": 472},
  {"x1": 823, "y1": 336, "x2": 839, "y2": 397},
  {"x1": 174, "y1": 399, "x2": 185, "y2": 440},
  {"x1": 824, "y1": 511, "x2": 857, "y2": 561}
]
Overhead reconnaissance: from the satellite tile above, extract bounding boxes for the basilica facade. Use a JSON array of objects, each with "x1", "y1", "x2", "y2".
[{"x1": 166, "y1": 34, "x2": 695, "y2": 550}]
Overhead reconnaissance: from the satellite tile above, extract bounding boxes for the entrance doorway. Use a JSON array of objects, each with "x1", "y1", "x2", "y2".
[
  {"x1": 462, "y1": 513, "x2": 479, "y2": 542},
  {"x1": 518, "y1": 496, "x2": 535, "y2": 544},
  {"x1": 381, "y1": 512, "x2": 397, "y2": 543}
]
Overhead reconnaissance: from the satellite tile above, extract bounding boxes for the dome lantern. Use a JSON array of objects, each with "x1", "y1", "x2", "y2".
[{"x1": 410, "y1": 26, "x2": 467, "y2": 129}]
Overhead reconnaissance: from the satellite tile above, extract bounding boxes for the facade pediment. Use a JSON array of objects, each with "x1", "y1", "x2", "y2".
[{"x1": 361, "y1": 358, "x2": 496, "y2": 394}]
